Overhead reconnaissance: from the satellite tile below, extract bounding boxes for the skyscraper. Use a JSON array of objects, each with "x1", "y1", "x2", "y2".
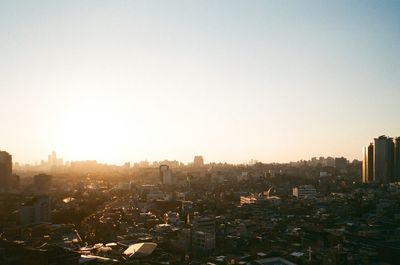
[
  {"x1": 395, "y1": 137, "x2": 400, "y2": 181},
  {"x1": 362, "y1": 143, "x2": 374, "y2": 183},
  {"x1": 0, "y1": 151, "x2": 12, "y2": 192},
  {"x1": 374, "y1": 135, "x2": 395, "y2": 183}
]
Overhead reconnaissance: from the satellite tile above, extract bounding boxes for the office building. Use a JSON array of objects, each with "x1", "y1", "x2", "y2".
[
  {"x1": 362, "y1": 143, "x2": 374, "y2": 183},
  {"x1": 395, "y1": 137, "x2": 400, "y2": 181},
  {"x1": 374, "y1": 135, "x2": 395, "y2": 183},
  {"x1": 0, "y1": 151, "x2": 12, "y2": 192},
  {"x1": 363, "y1": 135, "x2": 399, "y2": 183}
]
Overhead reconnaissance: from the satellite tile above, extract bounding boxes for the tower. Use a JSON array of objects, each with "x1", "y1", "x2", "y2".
[
  {"x1": 395, "y1": 137, "x2": 400, "y2": 181},
  {"x1": 362, "y1": 143, "x2": 374, "y2": 183},
  {"x1": 374, "y1": 136, "x2": 395, "y2": 183},
  {"x1": 0, "y1": 151, "x2": 12, "y2": 192}
]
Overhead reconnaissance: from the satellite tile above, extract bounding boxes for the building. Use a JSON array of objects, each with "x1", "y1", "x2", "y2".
[
  {"x1": 10, "y1": 174, "x2": 20, "y2": 191},
  {"x1": 326, "y1": 157, "x2": 335, "y2": 167},
  {"x1": 240, "y1": 195, "x2": 258, "y2": 205},
  {"x1": 33, "y1": 174, "x2": 52, "y2": 194},
  {"x1": 0, "y1": 151, "x2": 12, "y2": 192},
  {"x1": 192, "y1": 216, "x2": 216, "y2": 253},
  {"x1": 293, "y1": 185, "x2": 316, "y2": 199},
  {"x1": 363, "y1": 135, "x2": 399, "y2": 183},
  {"x1": 159, "y1": 165, "x2": 173, "y2": 185},
  {"x1": 363, "y1": 143, "x2": 374, "y2": 183},
  {"x1": 395, "y1": 137, "x2": 400, "y2": 181},
  {"x1": 334, "y1": 157, "x2": 348, "y2": 172},
  {"x1": 48, "y1": 151, "x2": 62, "y2": 167},
  {"x1": 193, "y1": 156, "x2": 204, "y2": 167},
  {"x1": 192, "y1": 231, "x2": 215, "y2": 254},
  {"x1": 374, "y1": 135, "x2": 395, "y2": 183},
  {"x1": 19, "y1": 196, "x2": 51, "y2": 225}
]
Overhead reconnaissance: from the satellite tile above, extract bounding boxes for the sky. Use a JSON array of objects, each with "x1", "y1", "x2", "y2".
[{"x1": 0, "y1": 0, "x2": 399, "y2": 165}]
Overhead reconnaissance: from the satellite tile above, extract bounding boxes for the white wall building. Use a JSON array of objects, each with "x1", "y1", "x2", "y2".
[
  {"x1": 293, "y1": 185, "x2": 316, "y2": 199},
  {"x1": 19, "y1": 196, "x2": 50, "y2": 225}
]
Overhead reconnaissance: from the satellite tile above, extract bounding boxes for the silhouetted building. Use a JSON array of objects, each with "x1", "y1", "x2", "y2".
[
  {"x1": 374, "y1": 135, "x2": 395, "y2": 183},
  {"x1": 363, "y1": 143, "x2": 374, "y2": 183},
  {"x1": 395, "y1": 137, "x2": 400, "y2": 181},
  {"x1": 0, "y1": 151, "x2": 12, "y2": 192},
  {"x1": 10, "y1": 174, "x2": 20, "y2": 191},
  {"x1": 334, "y1": 157, "x2": 348, "y2": 172}
]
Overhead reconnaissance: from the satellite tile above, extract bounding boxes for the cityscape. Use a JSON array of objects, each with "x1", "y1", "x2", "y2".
[
  {"x1": 1, "y1": 1, "x2": 400, "y2": 265},
  {"x1": 0, "y1": 135, "x2": 400, "y2": 264}
]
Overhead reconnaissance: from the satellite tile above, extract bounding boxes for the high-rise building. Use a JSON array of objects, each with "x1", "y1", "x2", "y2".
[
  {"x1": 0, "y1": 151, "x2": 12, "y2": 192},
  {"x1": 362, "y1": 143, "x2": 374, "y2": 183},
  {"x1": 395, "y1": 137, "x2": 400, "y2": 181},
  {"x1": 193, "y1": 156, "x2": 204, "y2": 167},
  {"x1": 374, "y1": 135, "x2": 395, "y2": 183},
  {"x1": 192, "y1": 216, "x2": 216, "y2": 253},
  {"x1": 363, "y1": 136, "x2": 398, "y2": 184},
  {"x1": 159, "y1": 165, "x2": 173, "y2": 185}
]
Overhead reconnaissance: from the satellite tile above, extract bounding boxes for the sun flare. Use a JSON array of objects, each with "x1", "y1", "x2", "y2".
[{"x1": 55, "y1": 104, "x2": 129, "y2": 162}]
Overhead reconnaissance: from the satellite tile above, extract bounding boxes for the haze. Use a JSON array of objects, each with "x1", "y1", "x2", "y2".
[{"x1": 0, "y1": 0, "x2": 399, "y2": 164}]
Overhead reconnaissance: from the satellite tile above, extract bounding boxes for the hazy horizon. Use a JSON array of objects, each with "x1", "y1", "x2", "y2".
[
  {"x1": 10, "y1": 150, "x2": 364, "y2": 166},
  {"x1": 1, "y1": 1, "x2": 399, "y2": 164}
]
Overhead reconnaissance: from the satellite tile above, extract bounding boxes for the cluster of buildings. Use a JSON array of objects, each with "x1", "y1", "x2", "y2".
[
  {"x1": 0, "y1": 142, "x2": 399, "y2": 264},
  {"x1": 289, "y1": 156, "x2": 349, "y2": 172},
  {"x1": 362, "y1": 135, "x2": 400, "y2": 183}
]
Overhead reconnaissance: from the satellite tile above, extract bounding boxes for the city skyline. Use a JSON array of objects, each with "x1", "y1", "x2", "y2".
[
  {"x1": 10, "y1": 150, "x2": 357, "y2": 167},
  {"x1": 1, "y1": 1, "x2": 399, "y2": 164}
]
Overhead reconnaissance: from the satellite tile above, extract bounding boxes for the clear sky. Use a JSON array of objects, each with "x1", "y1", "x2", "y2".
[{"x1": 0, "y1": 0, "x2": 399, "y2": 165}]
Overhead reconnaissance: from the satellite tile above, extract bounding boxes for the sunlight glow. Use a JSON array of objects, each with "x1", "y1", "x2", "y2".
[{"x1": 56, "y1": 104, "x2": 129, "y2": 162}]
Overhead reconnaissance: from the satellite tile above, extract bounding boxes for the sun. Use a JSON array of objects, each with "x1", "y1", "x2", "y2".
[{"x1": 55, "y1": 104, "x2": 129, "y2": 162}]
